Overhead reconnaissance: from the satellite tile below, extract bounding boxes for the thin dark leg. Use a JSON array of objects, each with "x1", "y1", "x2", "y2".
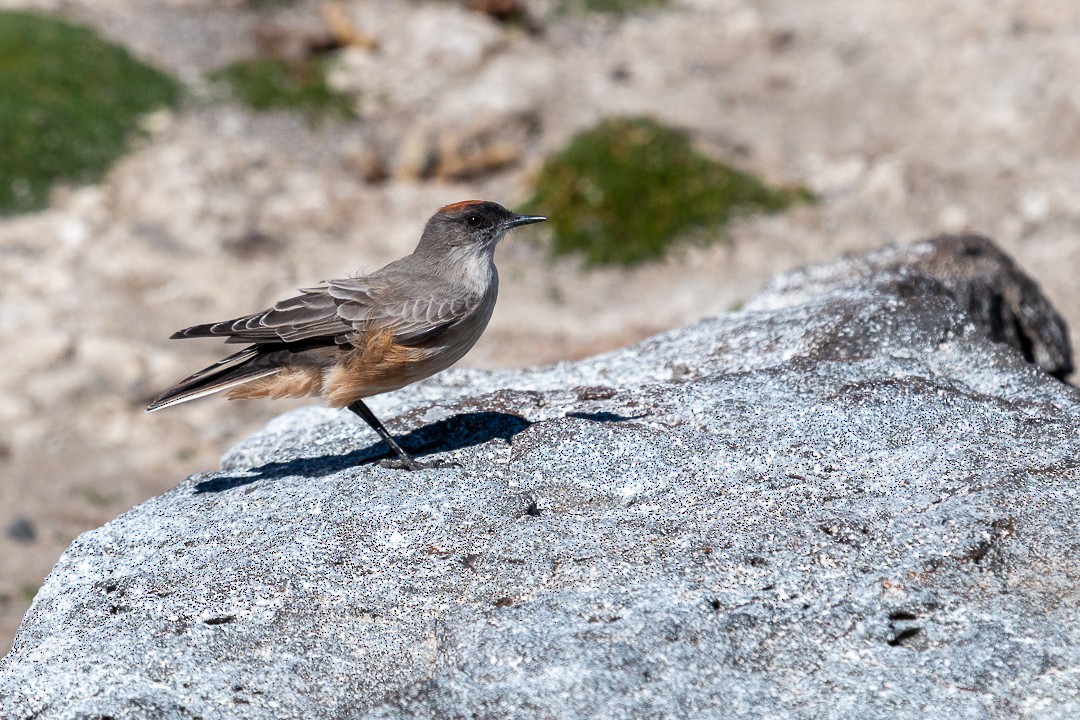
[{"x1": 347, "y1": 399, "x2": 420, "y2": 471}]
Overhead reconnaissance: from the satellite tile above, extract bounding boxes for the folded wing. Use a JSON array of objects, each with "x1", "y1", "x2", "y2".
[{"x1": 170, "y1": 277, "x2": 480, "y2": 348}]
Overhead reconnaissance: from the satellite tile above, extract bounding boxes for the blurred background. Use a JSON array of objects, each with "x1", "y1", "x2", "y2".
[{"x1": 1, "y1": 0, "x2": 1078, "y2": 652}]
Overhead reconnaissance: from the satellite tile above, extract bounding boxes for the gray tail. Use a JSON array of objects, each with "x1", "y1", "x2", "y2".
[{"x1": 145, "y1": 347, "x2": 280, "y2": 412}]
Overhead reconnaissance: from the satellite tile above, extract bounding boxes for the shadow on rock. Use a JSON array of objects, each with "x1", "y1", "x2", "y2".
[
  {"x1": 565, "y1": 411, "x2": 648, "y2": 423},
  {"x1": 195, "y1": 411, "x2": 534, "y2": 493}
]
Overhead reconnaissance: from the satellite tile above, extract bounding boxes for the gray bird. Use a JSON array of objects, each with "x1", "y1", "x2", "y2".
[{"x1": 147, "y1": 200, "x2": 546, "y2": 470}]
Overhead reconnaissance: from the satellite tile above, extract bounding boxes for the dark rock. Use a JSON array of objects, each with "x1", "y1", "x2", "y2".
[
  {"x1": 2, "y1": 237, "x2": 1079, "y2": 719},
  {"x1": 5, "y1": 516, "x2": 36, "y2": 544},
  {"x1": 748, "y1": 233, "x2": 1073, "y2": 379}
]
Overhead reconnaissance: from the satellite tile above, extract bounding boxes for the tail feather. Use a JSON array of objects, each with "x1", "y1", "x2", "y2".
[
  {"x1": 146, "y1": 368, "x2": 282, "y2": 412},
  {"x1": 169, "y1": 346, "x2": 260, "y2": 386},
  {"x1": 146, "y1": 347, "x2": 280, "y2": 412}
]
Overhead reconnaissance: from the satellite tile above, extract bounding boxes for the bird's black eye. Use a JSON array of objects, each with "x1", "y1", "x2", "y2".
[{"x1": 465, "y1": 215, "x2": 484, "y2": 228}]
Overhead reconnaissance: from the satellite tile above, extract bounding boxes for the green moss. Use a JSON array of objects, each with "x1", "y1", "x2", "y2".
[
  {"x1": 209, "y1": 56, "x2": 355, "y2": 119},
  {"x1": 528, "y1": 117, "x2": 813, "y2": 267},
  {"x1": 0, "y1": 10, "x2": 181, "y2": 215},
  {"x1": 566, "y1": 0, "x2": 667, "y2": 13}
]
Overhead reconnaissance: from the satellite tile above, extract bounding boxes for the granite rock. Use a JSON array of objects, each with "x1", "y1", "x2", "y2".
[
  {"x1": 748, "y1": 233, "x2": 1074, "y2": 379},
  {"x1": 2, "y1": 239, "x2": 1079, "y2": 719}
]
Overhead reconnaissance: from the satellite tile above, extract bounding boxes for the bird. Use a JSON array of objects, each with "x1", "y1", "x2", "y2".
[{"x1": 146, "y1": 200, "x2": 547, "y2": 470}]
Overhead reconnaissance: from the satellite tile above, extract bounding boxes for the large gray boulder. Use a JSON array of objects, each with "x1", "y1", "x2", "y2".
[{"x1": 2, "y1": 237, "x2": 1078, "y2": 719}]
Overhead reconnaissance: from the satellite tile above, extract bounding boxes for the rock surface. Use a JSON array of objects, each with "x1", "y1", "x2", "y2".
[
  {"x1": 3, "y1": 239, "x2": 1079, "y2": 719},
  {"x1": 748, "y1": 233, "x2": 1074, "y2": 379},
  {"x1": 5, "y1": 0, "x2": 1080, "y2": 652}
]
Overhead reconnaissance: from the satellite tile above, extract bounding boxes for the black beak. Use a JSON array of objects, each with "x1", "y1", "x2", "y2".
[{"x1": 504, "y1": 214, "x2": 547, "y2": 230}]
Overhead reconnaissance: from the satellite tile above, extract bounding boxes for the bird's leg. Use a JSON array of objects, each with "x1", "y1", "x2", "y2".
[{"x1": 347, "y1": 399, "x2": 421, "y2": 471}]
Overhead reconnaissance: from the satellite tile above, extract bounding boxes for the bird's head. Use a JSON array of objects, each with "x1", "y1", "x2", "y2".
[{"x1": 418, "y1": 200, "x2": 546, "y2": 254}]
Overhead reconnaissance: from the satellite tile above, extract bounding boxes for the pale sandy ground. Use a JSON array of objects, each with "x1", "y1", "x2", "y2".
[{"x1": 1, "y1": 0, "x2": 1078, "y2": 651}]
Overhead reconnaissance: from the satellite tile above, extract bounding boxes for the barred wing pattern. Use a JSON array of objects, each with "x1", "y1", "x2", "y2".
[{"x1": 171, "y1": 276, "x2": 480, "y2": 348}]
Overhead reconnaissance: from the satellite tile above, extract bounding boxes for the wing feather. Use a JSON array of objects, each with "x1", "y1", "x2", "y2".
[{"x1": 170, "y1": 274, "x2": 481, "y2": 348}]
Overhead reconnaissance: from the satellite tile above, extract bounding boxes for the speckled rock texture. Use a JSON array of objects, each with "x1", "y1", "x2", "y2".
[
  {"x1": 2, "y1": 238, "x2": 1078, "y2": 719},
  {"x1": 748, "y1": 233, "x2": 1074, "y2": 379},
  {"x1": 6, "y1": 0, "x2": 1080, "y2": 654}
]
